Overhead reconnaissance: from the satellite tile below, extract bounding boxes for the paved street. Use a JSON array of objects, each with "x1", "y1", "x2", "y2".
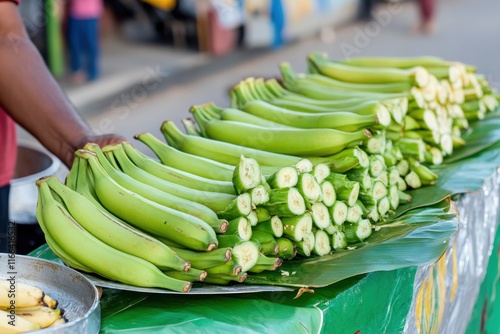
[{"x1": 18, "y1": 0, "x2": 500, "y2": 159}]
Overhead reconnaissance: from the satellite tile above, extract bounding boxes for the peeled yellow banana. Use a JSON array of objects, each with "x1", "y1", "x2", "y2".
[
  {"x1": 48, "y1": 317, "x2": 67, "y2": 327},
  {"x1": 42, "y1": 295, "x2": 57, "y2": 309},
  {"x1": 0, "y1": 309, "x2": 40, "y2": 333},
  {"x1": 15, "y1": 306, "x2": 61, "y2": 328},
  {"x1": 0, "y1": 280, "x2": 63, "y2": 332},
  {"x1": 0, "y1": 281, "x2": 44, "y2": 309}
]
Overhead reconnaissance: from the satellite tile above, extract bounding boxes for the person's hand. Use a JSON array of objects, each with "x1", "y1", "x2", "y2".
[
  {"x1": 77, "y1": 134, "x2": 128, "y2": 151},
  {"x1": 63, "y1": 134, "x2": 127, "y2": 168}
]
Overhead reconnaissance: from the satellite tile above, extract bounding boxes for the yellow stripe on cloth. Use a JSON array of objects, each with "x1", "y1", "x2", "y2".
[
  {"x1": 415, "y1": 278, "x2": 425, "y2": 334},
  {"x1": 141, "y1": 0, "x2": 176, "y2": 11},
  {"x1": 423, "y1": 273, "x2": 434, "y2": 333},
  {"x1": 450, "y1": 242, "x2": 459, "y2": 302}
]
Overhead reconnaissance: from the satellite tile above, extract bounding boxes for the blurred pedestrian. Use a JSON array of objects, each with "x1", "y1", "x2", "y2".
[
  {"x1": 67, "y1": 0, "x2": 104, "y2": 83},
  {"x1": 415, "y1": 0, "x2": 436, "y2": 34},
  {"x1": 359, "y1": 0, "x2": 375, "y2": 21}
]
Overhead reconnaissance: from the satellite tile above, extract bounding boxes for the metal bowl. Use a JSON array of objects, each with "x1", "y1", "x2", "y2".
[
  {"x1": 9, "y1": 143, "x2": 61, "y2": 224},
  {"x1": 0, "y1": 254, "x2": 100, "y2": 333}
]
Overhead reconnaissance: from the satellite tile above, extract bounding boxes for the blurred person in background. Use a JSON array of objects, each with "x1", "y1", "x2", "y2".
[
  {"x1": 415, "y1": 0, "x2": 436, "y2": 34},
  {"x1": 0, "y1": 0, "x2": 124, "y2": 252},
  {"x1": 359, "y1": 0, "x2": 375, "y2": 21},
  {"x1": 67, "y1": 0, "x2": 104, "y2": 83}
]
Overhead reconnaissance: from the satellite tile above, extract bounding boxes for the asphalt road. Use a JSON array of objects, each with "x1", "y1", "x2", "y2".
[{"x1": 18, "y1": 0, "x2": 500, "y2": 158}]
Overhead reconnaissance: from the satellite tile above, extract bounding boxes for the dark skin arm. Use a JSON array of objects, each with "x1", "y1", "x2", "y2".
[{"x1": 0, "y1": 2, "x2": 125, "y2": 168}]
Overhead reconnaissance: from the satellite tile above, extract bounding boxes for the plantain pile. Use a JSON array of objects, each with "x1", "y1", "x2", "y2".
[
  {"x1": 36, "y1": 54, "x2": 499, "y2": 292},
  {"x1": 0, "y1": 281, "x2": 66, "y2": 333},
  {"x1": 36, "y1": 142, "x2": 273, "y2": 292}
]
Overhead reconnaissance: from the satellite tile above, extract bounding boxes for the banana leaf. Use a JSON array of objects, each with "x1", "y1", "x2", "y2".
[
  {"x1": 395, "y1": 160, "x2": 499, "y2": 217},
  {"x1": 31, "y1": 200, "x2": 456, "y2": 290},
  {"x1": 246, "y1": 200, "x2": 457, "y2": 287}
]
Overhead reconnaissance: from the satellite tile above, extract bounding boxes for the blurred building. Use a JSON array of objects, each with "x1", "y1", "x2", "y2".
[
  {"x1": 18, "y1": 0, "x2": 359, "y2": 75},
  {"x1": 130, "y1": 0, "x2": 359, "y2": 54}
]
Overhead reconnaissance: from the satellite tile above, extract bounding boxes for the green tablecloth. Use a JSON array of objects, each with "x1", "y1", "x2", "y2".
[{"x1": 466, "y1": 222, "x2": 500, "y2": 334}]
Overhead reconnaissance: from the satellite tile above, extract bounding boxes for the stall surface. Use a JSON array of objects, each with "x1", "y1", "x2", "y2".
[{"x1": 30, "y1": 123, "x2": 500, "y2": 333}]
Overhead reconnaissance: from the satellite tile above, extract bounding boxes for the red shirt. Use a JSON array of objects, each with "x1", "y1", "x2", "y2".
[
  {"x1": 0, "y1": 0, "x2": 20, "y2": 186},
  {"x1": 0, "y1": 111, "x2": 16, "y2": 187}
]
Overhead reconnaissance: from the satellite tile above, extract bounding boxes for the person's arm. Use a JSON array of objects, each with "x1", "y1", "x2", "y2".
[{"x1": 0, "y1": 2, "x2": 125, "y2": 168}]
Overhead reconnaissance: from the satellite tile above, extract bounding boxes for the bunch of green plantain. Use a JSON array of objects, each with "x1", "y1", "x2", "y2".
[
  {"x1": 119, "y1": 55, "x2": 499, "y2": 265},
  {"x1": 138, "y1": 130, "x2": 377, "y2": 256},
  {"x1": 37, "y1": 142, "x2": 289, "y2": 291},
  {"x1": 132, "y1": 54, "x2": 498, "y2": 256},
  {"x1": 0, "y1": 281, "x2": 66, "y2": 333},
  {"x1": 227, "y1": 61, "x2": 497, "y2": 163},
  {"x1": 169, "y1": 54, "x2": 498, "y2": 213}
]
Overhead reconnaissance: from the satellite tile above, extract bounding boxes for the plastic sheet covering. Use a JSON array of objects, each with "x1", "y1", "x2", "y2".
[
  {"x1": 32, "y1": 243, "x2": 418, "y2": 333},
  {"x1": 98, "y1": 288, "x2": 324, "y2": 334},
  {"x1": 404, "y1": 168, "x2": 500, "y2": 333},
  {"x1": 95, "y1": 267, "x2": 418, "y2": 334}
]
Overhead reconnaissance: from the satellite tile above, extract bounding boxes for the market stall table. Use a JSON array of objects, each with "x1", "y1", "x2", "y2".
[{"x1": 31, "y1": 160, "x2": 500, "y2": 333}]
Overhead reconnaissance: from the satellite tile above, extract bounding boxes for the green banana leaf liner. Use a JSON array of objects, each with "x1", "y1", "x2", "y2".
[
  {"x1": 246, "y1": 109, "x2": 500, "y2": 288},
  {"x1": 443, "y1": 109, "x2": 500, "y2": 164}
]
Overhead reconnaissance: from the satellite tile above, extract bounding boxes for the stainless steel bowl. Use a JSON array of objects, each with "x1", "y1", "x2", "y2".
[
  {"x1": 0, "y1": 254, "x2": 100, "y2": 333},
  {"x1": 9, "y1": 143, "x2": 61, "y2": 224}
]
